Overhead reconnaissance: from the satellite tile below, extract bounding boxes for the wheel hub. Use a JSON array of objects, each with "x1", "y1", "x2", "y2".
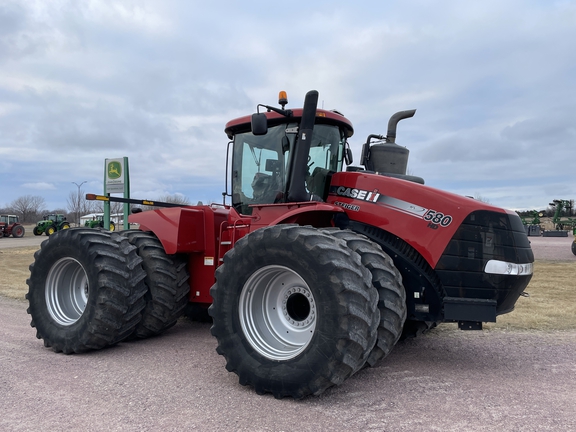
[
  {"x1": 283, "y1": 288, "x2": 314, "y2": 326},
  {"x1": 45, "y1": 257, "x2": 89, "y2": 326},
  {"x1": 239, "y1": 265, "x2": 317, "y2": 360}
]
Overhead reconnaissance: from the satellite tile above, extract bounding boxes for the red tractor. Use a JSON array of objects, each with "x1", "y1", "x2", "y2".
[
  {"x1": 26, "y1": 90, "x2": 534, "y2": 399},
  {"x1": 0, "y1": 214, "x2": 25, "y2": 238}
]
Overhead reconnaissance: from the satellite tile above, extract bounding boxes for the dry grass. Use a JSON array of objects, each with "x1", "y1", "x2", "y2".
[
  {"x1": 1, "y1": 246, "x2": 575, "y2": 330},
  {"x1": 0, "y1": 246, "x2": 36, "y2": 299}
]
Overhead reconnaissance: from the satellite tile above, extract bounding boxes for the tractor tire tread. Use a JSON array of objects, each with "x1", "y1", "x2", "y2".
[
  {"x1": 26, "y1": 228, "x2": 147, "y2": 353},
  {"x1": 121, "y1": 230, "x2": 190, "y2": 339},
  {"x1": 322, "y1": 228, "x2": 407, "y2": 367}
]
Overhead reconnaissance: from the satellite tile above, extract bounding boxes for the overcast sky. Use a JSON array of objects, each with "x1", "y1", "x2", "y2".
[{"x1": 1, "y1": 0, "x2": 575, "y2": 213}]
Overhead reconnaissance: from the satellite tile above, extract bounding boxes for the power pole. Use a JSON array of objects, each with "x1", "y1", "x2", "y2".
[{"x1": 72, "y1": 181, "x2": 87, "y2": 226}]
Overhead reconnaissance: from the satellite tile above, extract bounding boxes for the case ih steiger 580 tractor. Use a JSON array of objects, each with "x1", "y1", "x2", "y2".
[{"x1": 27, "y1": 90, "x2": 534, "y2": 399}]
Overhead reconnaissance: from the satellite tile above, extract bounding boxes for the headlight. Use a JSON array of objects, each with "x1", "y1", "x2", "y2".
[{"x1": 484, "y1": 260, "x2": 534, "y2": 276}]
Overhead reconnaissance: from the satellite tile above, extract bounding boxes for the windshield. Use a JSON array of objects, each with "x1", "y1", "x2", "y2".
[{"x1": 231, "y1": 123, "x2": 345, "y2": 214}]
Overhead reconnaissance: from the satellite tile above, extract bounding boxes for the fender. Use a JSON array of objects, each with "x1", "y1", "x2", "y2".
[
  {"x1": 248, "y1": 201, "x2": 346, "y2": 230},
  {"x1": 129, "y1": 206, "x2": 229, "y2": 255}
]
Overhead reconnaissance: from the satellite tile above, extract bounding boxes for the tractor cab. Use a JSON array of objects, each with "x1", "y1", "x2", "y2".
[
  {"x1": 43, "y1": 214, "x2": 65, "y2": 223},
  {"x1": 0, "y1": 215, "x2": 19, "y2": 225},
  {"x1": 224, "y1": 91, "x2": 354, "y2": 215}
]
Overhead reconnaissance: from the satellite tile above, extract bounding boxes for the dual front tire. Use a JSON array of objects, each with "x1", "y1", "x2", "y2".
[{"x1": 209, "y1": 225, "x2": 406, "y2": 399}]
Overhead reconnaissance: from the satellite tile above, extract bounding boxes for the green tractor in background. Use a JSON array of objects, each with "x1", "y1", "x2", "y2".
[
  {"x1": 549, "y1": 199, "x2": 575, "y2": 231},
  {"x1": 33, "y1": 214, "x2": 70, "y2": 236},
  {"x1": 548, "y1": 200, "x2": 576, "y2": 254},
  {"x1": 84, "y1": 214, "x2": 116, "y2": 231}
]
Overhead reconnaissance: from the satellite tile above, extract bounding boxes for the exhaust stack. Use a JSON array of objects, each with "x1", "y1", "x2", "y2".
[{"x1": 362, "y1": 109, "x2": 416, "y2": 175}]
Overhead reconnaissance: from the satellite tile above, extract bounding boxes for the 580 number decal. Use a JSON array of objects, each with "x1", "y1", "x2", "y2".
[{"x1": 423, "y1": 209, "x2": 453, "y2": 227}]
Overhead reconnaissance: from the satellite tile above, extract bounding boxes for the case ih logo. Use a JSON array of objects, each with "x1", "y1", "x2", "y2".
[
  {"x1": 330, "y1": 185, "x2": 453, "y2": 228},
  {"x1": 334, "y1": 186, "x2": 380, "y2": 202}
]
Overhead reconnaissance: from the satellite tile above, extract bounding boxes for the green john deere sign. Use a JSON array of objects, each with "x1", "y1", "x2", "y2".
[
  {"x1": 105, "y1": 158, "x2": 125, "y2": 193},
  {"x1": 103, "y1": 157, "x2": 130, "y2": 231}
]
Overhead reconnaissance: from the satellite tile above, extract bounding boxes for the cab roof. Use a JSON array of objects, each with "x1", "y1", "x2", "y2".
[{"x1": 225, "y1": 108, "x2": 354, "y2": 139}]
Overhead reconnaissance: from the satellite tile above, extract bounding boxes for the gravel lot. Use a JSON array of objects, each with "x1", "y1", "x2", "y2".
[
  {"x1": 527, "y1": 234, "x2": 575, "y2": 261},
  {"x1": 0, "y1": 233, "x2": 45, "y2": 250},
  {"x1": 1, "y1": 233, "x2": 574, "y2": 431}
]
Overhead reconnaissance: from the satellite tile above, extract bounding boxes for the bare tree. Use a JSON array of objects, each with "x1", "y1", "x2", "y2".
[
  {"x1": 474, "y1": 194, "x2": 492, "y2": 204},
  {"x1": 10, "y1": 195, "x2": 47, "y2": 223},
  {"x1": 141, "y1": 193, "x2": 191, "y2": 211},
  {"x1": 67, "y1": 189, "x2": 97, "y2": 226},
  {"x1": 52, "y1": 208, "x2": 69, "y2": 217},
  {"x1": 157, "y1": 194, "x2": 191, "y2": 205},
  {"x1": 67, "y1": 190, "x2": 82, "y2": 226},
  {"x1": 544, "y1": 205, "x2": 555, "y2": 217},
  {"x1": 92, "y1": 200, "x2": 123, "y2": 214}
]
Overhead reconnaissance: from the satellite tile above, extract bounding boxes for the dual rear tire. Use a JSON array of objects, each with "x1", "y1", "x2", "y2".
[
  {"x1": 26, "y1": 229, "x2": 148, "y2": 353},
  {"x1": 121, "y1": 230, "x2": 190, "y2": 339},
  {"x1": 26, "y1": 228, "x2": 190, "y2": 353}
]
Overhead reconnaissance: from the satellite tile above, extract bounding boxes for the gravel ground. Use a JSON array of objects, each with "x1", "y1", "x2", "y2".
[
  {"x1": 527, "y1": 234, "x2": 575, "y2": 261},
  {"x1": 0, "y1": 233, "x2": 45, "y2": 250},
  {"x1": 1, "y1": 233, "x2": 574, "y2": 431},
  {"x1": 1, "y1": 297, "x2": 575, "y2": 432}
]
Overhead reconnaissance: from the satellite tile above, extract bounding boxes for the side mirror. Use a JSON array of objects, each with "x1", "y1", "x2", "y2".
[
  {"x1": 251, "y1": 113, "x2": 268, "y2": 135},
  {"x1": 131, "y1": 207, "x2": 143, "y2": 214},
  {"x1": 345, "y1": 144, "x2": 353, "y2": 165}
]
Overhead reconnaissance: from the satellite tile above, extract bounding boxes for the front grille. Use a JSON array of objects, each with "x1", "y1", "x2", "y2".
[{"x1": 435, "y1": 210, "x2": 533, "y2": 314}]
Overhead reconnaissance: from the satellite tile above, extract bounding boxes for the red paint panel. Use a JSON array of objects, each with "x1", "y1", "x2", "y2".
[
  {"x1": 129, "y1": 207, "x2": 206, "y2": 254},
  {"x1": 328, "y1": 171, "x2": 506, "y2": 267}
]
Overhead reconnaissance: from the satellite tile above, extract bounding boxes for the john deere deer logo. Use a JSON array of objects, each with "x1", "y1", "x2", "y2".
[{"x1": 108, "y1": 161, "x2": 122, "y2": 179}]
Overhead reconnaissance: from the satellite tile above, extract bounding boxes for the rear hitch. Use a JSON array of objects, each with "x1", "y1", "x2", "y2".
[{"x1": 458, "y1": 321, "x2": 483, "y2": 330}]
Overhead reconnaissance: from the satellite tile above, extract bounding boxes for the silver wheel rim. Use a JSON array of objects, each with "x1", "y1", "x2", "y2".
[
  {"x1": 45, "y1": 257, "x2": 89, "y2": 326},
  {"x1": 239, "y1": 265, "x2": 317, "y2": 360}
]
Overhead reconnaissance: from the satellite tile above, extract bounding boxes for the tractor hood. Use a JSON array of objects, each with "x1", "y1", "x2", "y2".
[{"x1": 326, "y1": 171, "x2": 522, "y2": 268}]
